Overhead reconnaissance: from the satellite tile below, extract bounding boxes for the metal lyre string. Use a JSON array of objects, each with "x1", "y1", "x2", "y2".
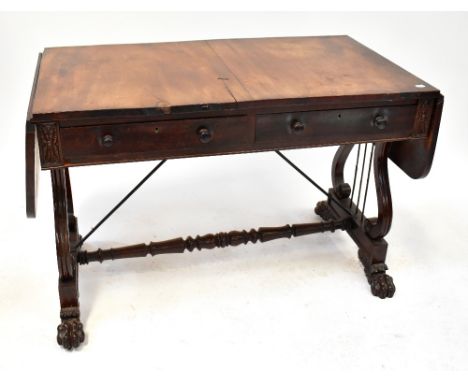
[
  {"x1": 349, "y1": 144, "x2": 361, "y2": 208},
  {"x1": 361, "y1": 143, "x2": 375, "y2": 222},
  {"x1": 354, "y1": 143, "x2": 368, "y2": 214}
]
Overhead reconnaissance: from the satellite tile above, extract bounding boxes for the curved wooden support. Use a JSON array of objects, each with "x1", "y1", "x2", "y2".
[
  {"x1": 331, "y1": 144, "x2": 353, "y2": 188},
  {"x1": 331, "y1": 144, "x2": 353, "y2": 199},
  {"x1": 64, "y1": 168, "x2": 81, "y2": 245},
  {"x1": 51, "y1": 169, "x2": 74, "y2": 279},
  {"x1": 51, "y1": 168, "x2": 84, "y2": 350},
  {"x1": 365, "y1": 143, "x2": 393, "y2": 240}
]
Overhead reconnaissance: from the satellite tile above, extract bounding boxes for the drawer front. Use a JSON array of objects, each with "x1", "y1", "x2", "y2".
[
  {"x1": 255, "y1": 105, "x2": 418, "y2": 146},
  {"x1": 61, "y1": 115, "x2": 251, "y2": 164}
]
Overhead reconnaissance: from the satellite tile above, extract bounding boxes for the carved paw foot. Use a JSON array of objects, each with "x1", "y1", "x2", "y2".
[
  {"x1": 369, "y1": 273, "x2": 396, "y2": 299},
  {"x1": 358, "y1": 249, "x2": 395, "y2": 299},
  {"x1": 57, "y1": 318, "x2": 85, "y2": 350},
  {"x1": 314, "y1": 201, "x2": 334, "y2": 221}
]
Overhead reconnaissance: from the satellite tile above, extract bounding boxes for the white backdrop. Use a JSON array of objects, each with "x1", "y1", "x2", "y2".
[{"x1": 1, "y1": 12, "x2": 467, "y2": 378}]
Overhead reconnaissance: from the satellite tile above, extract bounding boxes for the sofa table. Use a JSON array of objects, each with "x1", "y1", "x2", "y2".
[{"x1": 25, "y1": 36, "x2": 444, "y2": 350}]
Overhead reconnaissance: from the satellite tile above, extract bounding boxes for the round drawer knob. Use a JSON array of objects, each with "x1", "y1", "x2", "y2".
[
  {"x1": 290, "y1": 119, "x2": 305, "y2": 134},
  {"x1": 373, "y1": 114, "x2": 387, "y2": 130},
  {"x1": 197, "y1": 126, "x2": 213, "y2": 143},
  {"x1": 102, "y1": 134, "x2": 113, "y2": 147}
]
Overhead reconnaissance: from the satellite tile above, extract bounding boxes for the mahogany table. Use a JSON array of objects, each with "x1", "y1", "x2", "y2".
[{"x1": 25, "y1": 36, "x2": 444, "y2": 350}]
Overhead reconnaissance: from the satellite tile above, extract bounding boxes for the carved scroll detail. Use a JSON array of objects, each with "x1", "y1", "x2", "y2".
[{"x1": 38, "y1": 122, "x2": 63, "y2": 167}]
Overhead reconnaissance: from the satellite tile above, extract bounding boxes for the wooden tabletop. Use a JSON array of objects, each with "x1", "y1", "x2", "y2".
[{"x1": 30, "y1": 36, "x2": 438, "y2": 117}]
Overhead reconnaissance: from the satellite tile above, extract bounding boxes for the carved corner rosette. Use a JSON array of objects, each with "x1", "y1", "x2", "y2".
[{"x1": 37, "y1": 122, "x2": 63, "y2": 167}]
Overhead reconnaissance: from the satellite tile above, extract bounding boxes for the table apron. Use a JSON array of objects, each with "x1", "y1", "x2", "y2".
[{"x1": 36, "y1": 103, "x2": 428, "y2": 169}]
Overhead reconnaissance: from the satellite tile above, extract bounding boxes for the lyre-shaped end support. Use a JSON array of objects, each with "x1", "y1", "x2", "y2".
[
  {"x1": 51, "y1": 168, "x2": 85, "y2": 349},
  {"x1": 330, "y1": 142, "x2": 393, "y2": 240},
  {"x1": 321, "y1": 142, "x2": 395, "y2": 298}
]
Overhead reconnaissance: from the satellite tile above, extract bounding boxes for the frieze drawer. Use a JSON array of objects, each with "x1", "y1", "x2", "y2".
[
  {"x1": 60, "y1": 115, "x2": 252, "y2": 165},
  {"x1": 255, "y1": 105, "x2": 419, "y2": 146}
]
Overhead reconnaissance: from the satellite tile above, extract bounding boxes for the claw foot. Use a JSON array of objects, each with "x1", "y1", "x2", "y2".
[
  {"x1": 369, "y1": 273, "x2": 396, "y2": 299},
  {"x1": 314, "y1": 201, "x2": 334, "y2": 221},
  {"x1": 358, "y1": 249, "x2": 395, "y2": 299},
  {"x1": 57, "y1": 318, "x2": 85, "y2": 350}
]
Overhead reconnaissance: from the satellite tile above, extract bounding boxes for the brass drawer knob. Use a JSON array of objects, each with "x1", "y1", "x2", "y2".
[
  {"x1": 373, "y1": 114, "x2": 387, "y2": 130},
  {"x1": 197, "y1": 126, "x2": 213, "y2": 143},
  {"x1": 102, "y1": 134, "x2": 113, "y2": 147},
  {"x1": 290, "y1": 119, "x2": 305, "y2": 134}
]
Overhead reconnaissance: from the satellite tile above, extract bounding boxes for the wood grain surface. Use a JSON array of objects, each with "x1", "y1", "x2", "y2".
[{"x1": 31, "y1": 36, "x2": 437, "y2": 117}]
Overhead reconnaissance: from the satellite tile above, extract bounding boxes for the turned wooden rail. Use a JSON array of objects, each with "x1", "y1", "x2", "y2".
[{"x1": 76, "y1": 218, "x2": 352, "y2": 264}]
